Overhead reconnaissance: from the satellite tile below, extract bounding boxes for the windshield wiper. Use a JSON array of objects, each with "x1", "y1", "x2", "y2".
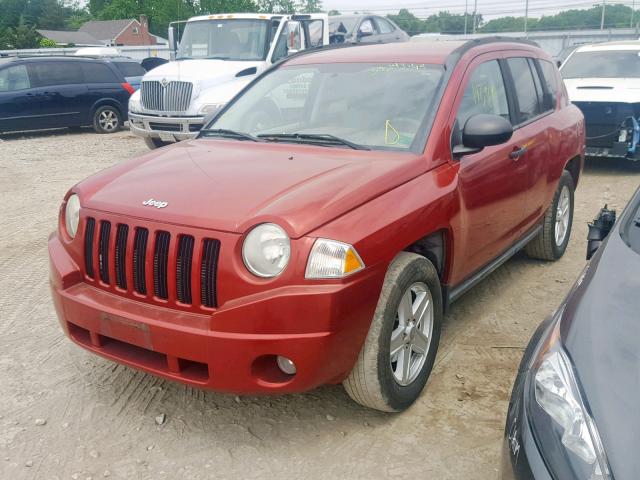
[
  {"x1": 206, "y1": 56, "x2": 230, "y2": 60},
  {"x1": 257, "y1": 133, "x2": 369, "y2": 150},
  {"x1": 199, "y1": 129, "x2": 263, "y2": 142}
]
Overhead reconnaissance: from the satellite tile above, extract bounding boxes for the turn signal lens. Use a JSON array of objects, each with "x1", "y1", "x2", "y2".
[{"x1": 305, "y1": 239, "x2": 364, "y2": 279}]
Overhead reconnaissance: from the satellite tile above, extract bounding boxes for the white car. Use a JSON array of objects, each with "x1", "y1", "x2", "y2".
[
  {"x1": 561, "y1": 41, "x2": 640, "y2": 161},
  {"x1": 128, "y1": 13, "x2": 329, "y2": 149}
]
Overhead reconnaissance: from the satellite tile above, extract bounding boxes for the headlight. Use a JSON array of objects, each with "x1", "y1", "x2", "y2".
[
  {"x1": 242, "y1": 223, "x2": 290, "y2": 278},
  {"x1": 305, "y1": 239, "x2": 364, "y2": 279},
  {"x1": 65, "y1": 194, "x2": 81, "y2": 239},
  {"x1": 530, "y1": 318, "x2": 611, "y2": 479},
  {"x1": 128, "y1": 92, "x2": 141, "y2": 113},
  {"x1": 198, "y1": 103, "x2": 225, "y2": 115}
]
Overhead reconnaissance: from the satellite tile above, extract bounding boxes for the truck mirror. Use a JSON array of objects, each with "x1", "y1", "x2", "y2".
[
  {"x1": 168, "y1": 26, "x2": 177, "y2": 60},
  {"x1": 286, "y1": 21, "x2": 303, "y2": 54}
]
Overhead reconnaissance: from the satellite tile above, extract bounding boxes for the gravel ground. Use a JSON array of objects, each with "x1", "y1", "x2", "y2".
[{"x1": 1, "y1": 129, "x2": 639, "y2": 480}]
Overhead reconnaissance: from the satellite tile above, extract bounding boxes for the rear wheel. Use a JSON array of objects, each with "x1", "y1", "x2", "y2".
[
  {"x1": 525, "y1": 170, "x2": 575, "y2": 261},
  {"x1": 93, "y1": 105, "x2": 122, "y2": 134},
  {"x1": 343, "y1": 252, "x2": 442, "y2": 412}
]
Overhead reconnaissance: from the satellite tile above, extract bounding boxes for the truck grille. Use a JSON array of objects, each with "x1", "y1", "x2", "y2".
[
  {"x1": 140, "y1": 80, "x2": 193, "y2": 112},
  {"x1": 84, "y1": 217, "x2": 220, "y2": 309}
]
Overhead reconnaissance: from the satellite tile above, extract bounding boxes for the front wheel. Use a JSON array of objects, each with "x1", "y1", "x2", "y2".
[
  {"x1": 144, "y1": 137, "x2": 172, "y2": 149},
  {"x1": 93, "y1": 105, "x2": 122, "y2": 134},
  {"x1": 525, "y1": 170, "x2": 575, "y2": 261},
  {"x1": 343, "y1": 252, "x2": 443, "y2": 412}
]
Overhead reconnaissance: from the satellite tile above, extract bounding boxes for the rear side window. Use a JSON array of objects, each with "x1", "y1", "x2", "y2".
[
  {"x1": 506, "y1": 57, "x2": 543, "y2": 124},
  {"x1": 0, "y1": 64, "x2": 30, "y2": 91},
  {"x1": 538, "y1": 59, "x2": 559, "y2": 110},
  {"x1": 82, "y1": 63, "x2": 120, "y2": 83},
  {"x1": 456, "y1": 60, "x2": 510, "y2": 129},
  {"x1": 29, "y1": 62, "x2": 82, "y2": 87},
  {"x1": 114, "y1": 61, "x2": 145, "y2": 77},
  {"x1": 375, "y1": 17, "x2": 395, "y2": 34}
]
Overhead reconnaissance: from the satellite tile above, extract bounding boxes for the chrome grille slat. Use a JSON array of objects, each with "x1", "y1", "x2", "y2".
[{"x1": 140, "y1": 80, "x2": 193, "y2": 112}]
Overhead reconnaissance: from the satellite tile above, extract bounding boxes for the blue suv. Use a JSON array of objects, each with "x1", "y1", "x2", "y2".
[{"x1": 0, "y1": 56, "x2": 144, "y2": 134}]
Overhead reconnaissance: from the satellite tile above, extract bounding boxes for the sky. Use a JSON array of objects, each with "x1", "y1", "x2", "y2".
[{"x1": 320, "y1": 0, "x2": 620, "y2": 20}]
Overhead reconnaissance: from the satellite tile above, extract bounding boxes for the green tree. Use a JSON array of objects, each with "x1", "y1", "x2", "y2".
[
  {"x1": 257, "y1": 0, "x2": 295, "y2": 13},
  {"x1": 296, "y1": 0, "x2": 322, "y2": 13},
  {"x1": 39, "y1": 36, "x2": 59, "y2": 47},
  {"x1": 328, "y1": 9, "x2": 340, "y2": 16}
]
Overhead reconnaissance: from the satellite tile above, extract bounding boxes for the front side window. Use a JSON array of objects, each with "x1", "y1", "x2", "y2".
[
  {"x1": 176, "y1": 19, "x2": 270, "y2": 61},
  {"x1": 209, "y1": 62, "x2": 445, "y2": 151},
  {"x1": 0, "y1": 64, "x2": 30, "y2": 92},
  {"x1": 561, "y1": 50, "x2": 640, "y2": 78},
  {"x1": 359, "y1": 19, "x2": 375, "y2": 35},
  {"x1": 507, "y1": 57, "x2": 542, "y2": 124},
  {"x1": 456, "y1": 60, "x2": 510, "y2": 129}
]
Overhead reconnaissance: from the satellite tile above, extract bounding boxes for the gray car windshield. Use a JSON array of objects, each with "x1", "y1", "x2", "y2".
[
  {"x1": 209, "y1": 62, "x2": 445, "y2": 151},
  {"x1": 176, "y1": 19, "x2": 269, "y2": 61},
  {"x1": 562, "y1": 50, "x2": 640, "y2": 78}
]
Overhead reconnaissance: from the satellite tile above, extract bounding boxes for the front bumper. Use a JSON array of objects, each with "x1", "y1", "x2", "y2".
[
  {"x1": 49, "y1": 233, "x2": 383, "y2": 394},
  {"x1": 128, "y1": 111, "x2": 204, "y2": 141},
  {"x1": 502, "y1": 318, "x2": 554, "y2": 480}
]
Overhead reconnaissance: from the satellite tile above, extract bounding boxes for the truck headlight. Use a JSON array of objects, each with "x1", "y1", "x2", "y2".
[
  {"x1": 64, "y1": 194, "x2": 81, "y2": 239},
  {"x1": 198, "y1": 103, "x2": 225, "y2": 115},
  {"x1": 305, "y1": 239, "x2": 364, "y2": 279},
  {"x1": 128, "y1": 91, "x2": 141, "y2": 113},
  {"x1": 242, "y1": 223, "x2": 290, "y2": 278},
  {"x1": 529, "y1": 316, "x2": 611, "y2": 479}
]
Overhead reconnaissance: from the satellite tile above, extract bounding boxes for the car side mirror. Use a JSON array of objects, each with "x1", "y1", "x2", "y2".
[
  {"x1": 453, "y1": 113, "x2": 513, "y2": 157},
  {"x1": 358, "y1": 29, "x2": 373, "y2": 38},
  {"x1": 556, "y1": 60, "x2": 562, "y2": 68},
  {"x1": 586, "y1": 205, "x2": 616, "y2": 260}
]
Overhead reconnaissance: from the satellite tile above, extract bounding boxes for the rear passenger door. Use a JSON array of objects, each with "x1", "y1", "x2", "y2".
[
  {"x1": 373, "y1": 16, "x2": 401, "y2": 43},
  {"x1": 81, "y1": 62, "x2": 129, "y2": 124},
  {"x1": 502, "y1": 56, "x2": 553, "y2": 231},
  {"x1": 27, "y1": 61, "x2": 88, "y2": 128}
]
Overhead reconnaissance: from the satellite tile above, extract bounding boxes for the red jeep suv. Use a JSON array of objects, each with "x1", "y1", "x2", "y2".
[{"x1": 49, "y1": 39, "x2": 584, "y2": 412}]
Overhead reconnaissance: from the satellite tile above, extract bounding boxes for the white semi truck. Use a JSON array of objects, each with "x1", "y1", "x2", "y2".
[{"x1": 128, "y1": 12, "x2": 329, "y2": 149}]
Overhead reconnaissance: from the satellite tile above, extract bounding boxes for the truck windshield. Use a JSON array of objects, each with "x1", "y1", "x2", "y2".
[
  {"x1": 177, "y1": 19, "x2": 270, "y2": 61},
  {"x1": 562, "y1": 50, "x2": 640, "y2": 78},
  {"x1": 209, "y1": 63, "x2": 445, "y2": 151}
]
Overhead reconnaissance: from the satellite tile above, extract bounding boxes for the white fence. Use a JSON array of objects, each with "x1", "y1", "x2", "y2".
[
  {"x1": 0, "y1": 45, "x2": 171, "y2": 60},
  {"x1": 413, "y1": 27, "x2": 640, "y2": 57}
]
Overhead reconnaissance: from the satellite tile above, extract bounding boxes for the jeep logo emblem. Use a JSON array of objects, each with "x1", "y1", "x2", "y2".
[{"x1": 142, "y1": 198, "x2": 168, "y2": 209}]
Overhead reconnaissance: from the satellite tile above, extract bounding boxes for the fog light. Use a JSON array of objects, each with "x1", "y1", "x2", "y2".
[{"x1": 276, "y1": 356, "x2": 296, "y2": 375}]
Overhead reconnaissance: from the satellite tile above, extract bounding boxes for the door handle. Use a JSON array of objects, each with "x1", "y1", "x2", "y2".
[{"x1": 509, "y1": 146, "x2": 528, "y2": 160}]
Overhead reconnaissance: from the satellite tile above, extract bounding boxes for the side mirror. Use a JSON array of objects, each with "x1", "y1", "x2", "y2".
[
  {"x1": 168, "y1": 26, "x2": 177, "y2": 61},
  {"x1": 453, "y1": 114, "x2": 513, "y2": 157},
  {"x1": 358, "y1": 29, "x2": 373, "y2": 38},
  {"x1": 556, "y1": 60, "x2": 562, "y2": 68},
  {"x1": 586, "y1": 206, "x2": 616, "y2": 260}
]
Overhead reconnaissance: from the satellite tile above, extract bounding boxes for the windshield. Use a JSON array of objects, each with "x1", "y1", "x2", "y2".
[
  {"x1": 561, "y1": 50, "x2": 640, "y2": 78},
  {"x1": 209, "y1": 62, "x2": 445, "y2": 151},
  {"x1": 177, "y1": 19, "x2": 270, "y2": 61}
]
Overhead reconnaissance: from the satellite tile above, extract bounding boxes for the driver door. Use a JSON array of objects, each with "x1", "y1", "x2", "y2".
[{"x1": 270, "y1": 14, "x2": 328, "y2": 64}]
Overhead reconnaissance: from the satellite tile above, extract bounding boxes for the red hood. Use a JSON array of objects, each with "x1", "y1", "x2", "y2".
[{"x1": 76, "y1": 139, "x2": 427, "y2": 238}]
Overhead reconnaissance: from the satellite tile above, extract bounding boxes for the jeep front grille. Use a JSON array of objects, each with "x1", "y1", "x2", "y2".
[
  {"x1": 83, "y1": 217, "x2": 220, "y2": 309},
  {"x1": 140, "y1": 80, "x2": 193, "y2": 112}
]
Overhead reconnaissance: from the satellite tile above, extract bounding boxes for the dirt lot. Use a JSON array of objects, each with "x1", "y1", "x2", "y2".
[{"x1": 1, "y1": 129, "x2": 639, "y2": 480}]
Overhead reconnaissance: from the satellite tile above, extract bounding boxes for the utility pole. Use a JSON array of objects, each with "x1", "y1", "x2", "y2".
[
  {"x1": 524, "y1": 0, "x2": 529, "y2": 35},
  {"x1": 632, "y1": 0, "x2": 635, "y2": 29},
  {"x1": 472, "y1": 0, "x2": 478, "y2": 34},
  {"x1": 464, "y1": 0, "x2": 468, "y2": 35},
  {"x1": 600, "y1": 0, "x2": 606, "y2": 30}
]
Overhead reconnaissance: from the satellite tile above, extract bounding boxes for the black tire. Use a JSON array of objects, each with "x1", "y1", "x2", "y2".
[
  {"x1": 93, "y1": 105, "x2": 122, "y2": 134},
  {"x1": 525, "y1": 170, "x2": 575, "y2": 261},
  {"x1": 343, "y1": 252, "x2": 443, "y2": 412},
  {"x1": 144, "y1": 137, "x2": 172, "y2": 150}
]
